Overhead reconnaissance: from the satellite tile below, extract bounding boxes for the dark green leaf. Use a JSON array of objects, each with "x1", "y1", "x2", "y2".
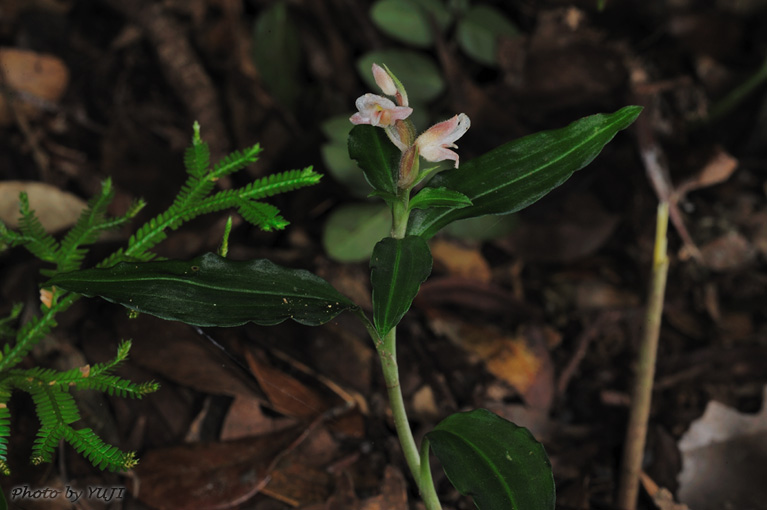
[
  {"x1": 357, "y1": 50, "x2": 445, "y2": 103},
  {"x1": 321, "y1": 143, "x2": 372, "y2": 197},
  {"x1": 252, "y1": 2, "x2": 302, "y2": 110},
  {"x1": 323, "y1": 203, "x2": 392, "y2": 262},
  {"x1": 348, "y1": 125, "x2": 401, "y2": 195},
  {"x1": 370, "y1": 0, "x2": 451, "y2": 48},
  {"x1": 408, "y1": 106, "x2": 642, "y2": 238},
  {"x1": 370, "y1": 236, "x2": 432, "y2": 336},
  {"x1": 426, "y1": 409, "x2": 555, "y2": 510},
  {"x1": 409, "y1": 187, "x2": 472, "y2": 210},
  {"x1": 49, "y1": 253, "x2": 357, "y2": 327},
  {"x1": 456, "y1": 5, "x2": 519, "y2": 67}
]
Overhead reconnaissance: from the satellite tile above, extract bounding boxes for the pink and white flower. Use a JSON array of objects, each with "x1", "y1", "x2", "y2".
[
  {"x1": 415, "y1": 114, "x2": 471, "y2": 168},
  {"x1": 350, "y1": 93, "x2": 413, "y2": 128}
]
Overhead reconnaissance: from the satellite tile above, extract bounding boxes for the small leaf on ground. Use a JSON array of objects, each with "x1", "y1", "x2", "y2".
[
  {"x1": 323, "y1": 202, "x2": 391, "y2": 262},
  {"x1": 457, "y1": 5, "x2": 520, "y2": 67}
]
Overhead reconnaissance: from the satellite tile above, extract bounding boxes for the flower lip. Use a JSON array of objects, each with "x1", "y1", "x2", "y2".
[
  {"x1": 350, "y1": 93, "x2": 413, "y2": 127},
  {"x1": 415, "y1": 113, "x2": 471, "y2": 168}
]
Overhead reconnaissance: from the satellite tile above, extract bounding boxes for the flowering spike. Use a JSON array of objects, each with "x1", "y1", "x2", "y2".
[
  {"x1": 415, "y1": 114, "x2": 471, "y2": 168},
  {"x1": 350, "y1": 93, "x2": 413, "y2": 127}
]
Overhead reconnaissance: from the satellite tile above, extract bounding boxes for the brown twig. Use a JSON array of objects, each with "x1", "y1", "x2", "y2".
[{"x1": 100, "y1": 0, "x2": 230, "y2": 162}]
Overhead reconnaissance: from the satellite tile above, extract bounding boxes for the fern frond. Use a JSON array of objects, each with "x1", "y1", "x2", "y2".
[
  {"x1": 211, "y1": 143, "x2": 262, "y2": 178},
  {"x1": 62, "y1": 427, "x2": 137, "y2": 471},
  {"x1": 0, "y1": 303, "x2": 22, "y2": 341},
  {"x1": 236, "y1": 199, "x2": 288, "y2": 231},
  {"x1": 17, "y1": 193, "x2": 59, "y2": 263}
]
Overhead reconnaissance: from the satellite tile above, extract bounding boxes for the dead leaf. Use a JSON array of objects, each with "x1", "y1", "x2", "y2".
[
  {"x1": 676, "y1": 148, "x2": 738, "y2": 196},
  {"x1": 244, "y1": 347, "x2": 332, "y2": 420},
  {"x1": 677, "y1": 385, "x2": 767, "y2": 510},
  {"x1": 496, "y1": 193, "x2": 620, "y2": 263},
  {"x1": 0, "y1": 181, "x2": 86, "y2": 232},
  {"x1": 428, "y1": 315, "x2": 555, "y2": 411},
  {"x1": 700, "y1": 230, "x2": 756, "y2": 271},
  {"x1": 0, "y1": 47, "x2": 69, "y2": 125},
  {"x1": 430, "y1": 238, "x2": 492, "y2": 282},
  {"x1": 221, "y1": 395, "x2": 298, "y2": 441},
  {"x1": 133, "y1": 429, "x2": 300, "y2": 510},
  {"x1": 119, "y1": 315, "x2": 260, "y2": 399}
]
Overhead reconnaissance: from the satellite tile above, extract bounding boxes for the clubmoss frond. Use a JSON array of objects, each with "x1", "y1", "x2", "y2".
[
  {"x1": 236, "y1": 199, "x2": 288, "y2": 231},
  {"x1": 0, "y1": 390, "x2": 10, "y2": 474},
  {"x1": 31, "y1": 425, "x2": 64, "y2": 465},
  {"x1": 53, "y1": 179, "x2": 146, "y2": 276},
  {"x1": 211, "y1": 143, "x2": 263, "y2": 178},
  {"x1": 62, "y1": 427, "x2": 138, "y2": 471},
  {"x1": 16, "y1": 193, "x2": 59, "y2": 264},
  {"x1": 0, "y1": 304, "x2": 22, "y2": 341},
  {"x1": 184, "y1": 122, "x2": 211, "y2": 179}
]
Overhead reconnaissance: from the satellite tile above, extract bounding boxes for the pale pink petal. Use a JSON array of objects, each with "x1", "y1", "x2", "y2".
[
  {"x1": 415, "y1": 114, "x2": 471, "y2": 168},
  {"x1": 372, "y1": 63, "x2": 397, "y2": 96},
  {"x1": 350, "y1": 93, "x2": 412, "y2": 127}
]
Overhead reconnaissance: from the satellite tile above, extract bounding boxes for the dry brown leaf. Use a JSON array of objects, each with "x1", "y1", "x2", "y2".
[
  {"x1": 700, "y1": 230, "x2": 756, "y2": 271},
  {"x1": 0, "y1": 47, "x2": 69, "y2": 125},
  {"x1": 119, "y1": 315, "x2": 260, "y2": 399},
  {"x1": 0, "y1": 181, "x2": 85, "y2": 232},
  {"x1": 429, "y1": 315, "x2": 555, "y2": 410},
  {"x1": 676, "y1": 147, "x2": 738, "y2": 197},
  {"x1": 133, "y1": 430, "x2": 300, "y2": 510},
  {"x1": 221, "y1": 395, "x2": 298, "y2": 441},
  {"x1": 677, "y1": 385, "x2": 767, "y2": 510},
  {"x1": 245, "y1": 347, "x2": 331, "y2": 419},
  {"x1": 430, "y1": 238, "x2": 492, "y2": 282}
]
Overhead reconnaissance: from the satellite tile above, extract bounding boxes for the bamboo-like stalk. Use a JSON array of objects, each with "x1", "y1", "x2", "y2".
[{"x1": 616, "y1": 202, "x2": 670, "y2": 510}]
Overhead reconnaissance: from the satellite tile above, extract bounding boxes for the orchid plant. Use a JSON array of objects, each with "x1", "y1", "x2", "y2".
[{"x1": 7, "y1": 63, "x2": 641, "y2": 509}]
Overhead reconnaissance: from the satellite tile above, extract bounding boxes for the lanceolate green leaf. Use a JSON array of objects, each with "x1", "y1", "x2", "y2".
[
  {"x1": 426, "y1": 409, "x2": 555, "y2": 510},
  {"x1": 408, "y1": 106, "x2": 643, "y2": 239},
  {"x1": 370, "y1": 236, "x2": 432, "y2": 336},
  {"x1": 49, "y1": 253, "x2": 357, "y2": 327},
  {"x1": 408, "y1": 187, "x2": 472, "y2": 211},
  {"x1": 348, "y1": 125, "x2": 400, "y2": 195}
]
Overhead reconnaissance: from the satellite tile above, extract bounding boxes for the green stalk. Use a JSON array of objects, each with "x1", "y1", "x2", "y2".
[
  {"x1": 360, "y1": 185, "x2": 442, "y2": 509},
  {"x1": 379, "y1": 327, "x2": 442, "y2": 510},
  {"x1": 616, "y1": 202, "x2": 670, "y2": 510}
]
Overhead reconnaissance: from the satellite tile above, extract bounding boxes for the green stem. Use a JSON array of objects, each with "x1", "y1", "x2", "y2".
[
  {"x1": 616, "y1": 201, "x2": 670, "y2": 510},
  {"x1": 380, "y1": 327, "x2": 442, "y2": 510}
]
